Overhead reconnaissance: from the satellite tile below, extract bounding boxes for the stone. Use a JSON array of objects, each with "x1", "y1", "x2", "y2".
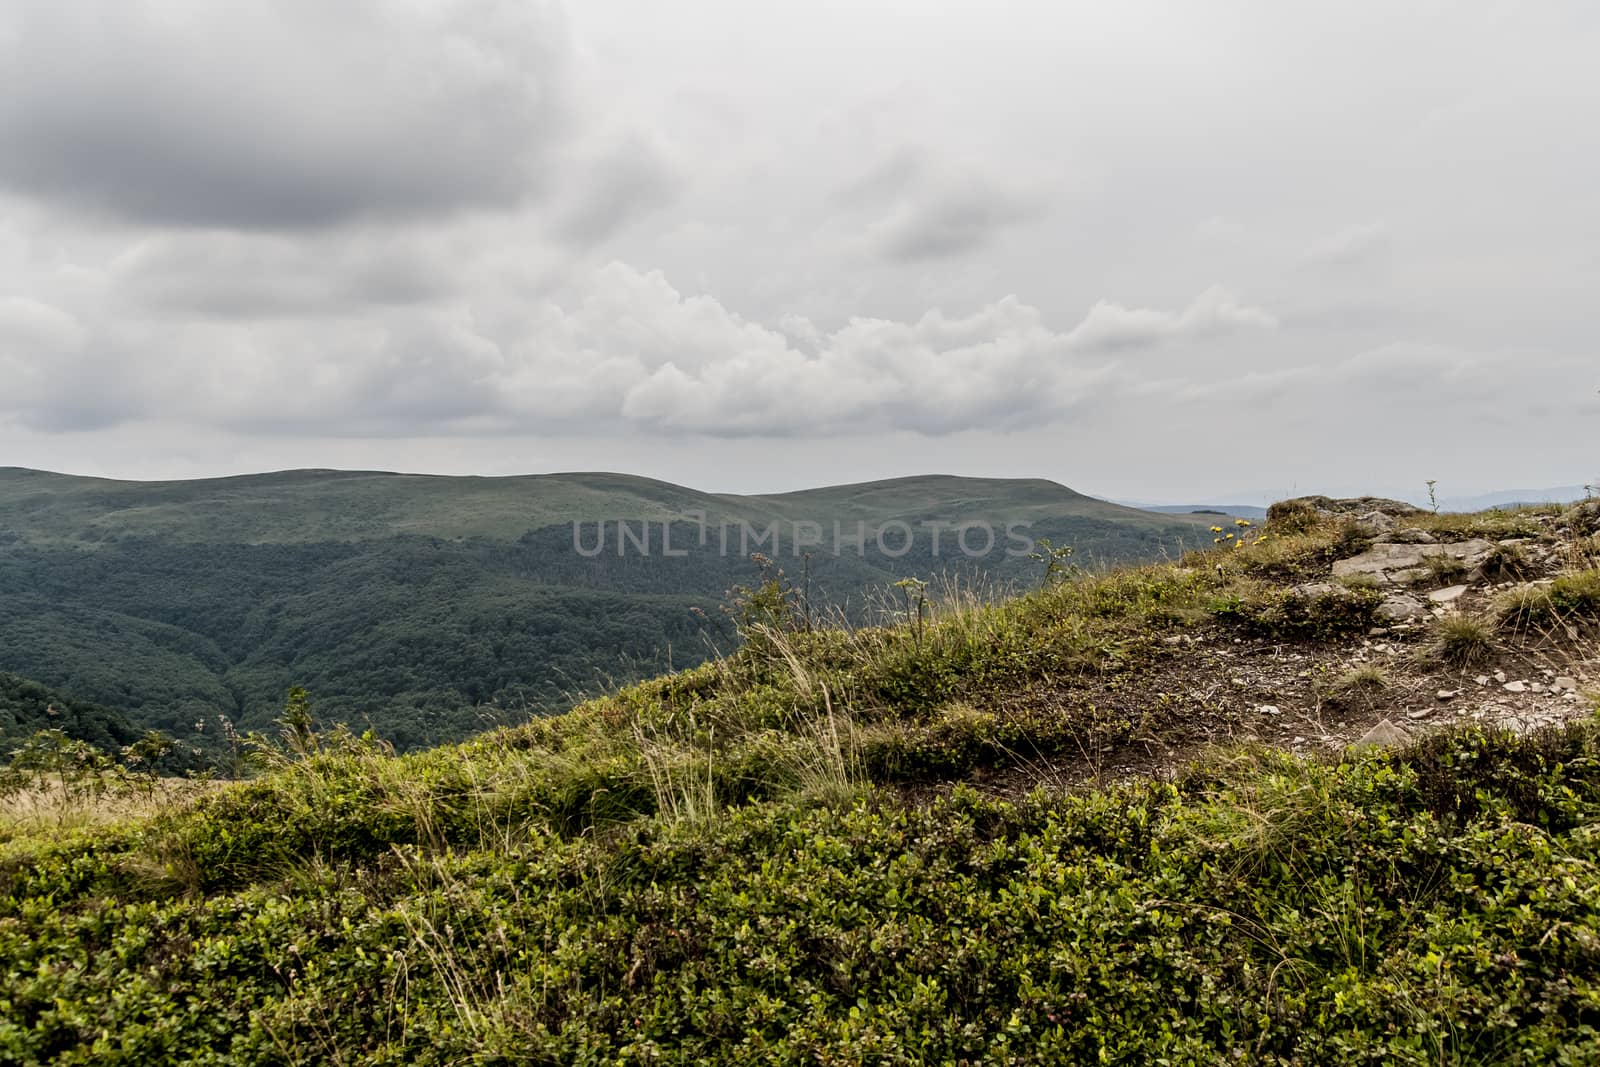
[
  {"x1": 1375, "y1": 592, "x2": 1428, "y2": 623},
  {"x1": 1503, "y1": 680, "x2": 1527, "y2": 693},
  {"x1": 1257, "y1": 704, "x2": 1281, "y2": 715},
  {"x1": 1437, "y1": 689, "x2": 1458, "y2": 700},
  {"x1": 1268, "y1": 496, "x2": 1424, "y2": 525},
  {"x1": 1353, "y1": 510, "x2": 1399, "y2": 536},
  {"x1": 1559, "y1": 500, "x2": 1600, "y2": 536},
  {"x1": 1351, "y1": 718, "x2": 1409, "y2": 751},
  {"x1": 1475, "y1": 675, "x2": 1491, "y2": 686},
  {"x1": 1384, "y1": 527, "x2": 1437, "y2": 545},
  {"x1": 1428, "y1": 584, "x2": 1469, "y2": 604},
  {"x1": 1554, "y1": 676, "x2": 1579, "y2": 691},
  {"x1": 1494, "y1": 670, "x2": 1507, "y2": 683},
  {"x1": 1331, "y1": 539, "x2": 1495, "y2": 583},
  {"x1": 1409, "y1": 708, "x2": 1433, "y2": 719}
]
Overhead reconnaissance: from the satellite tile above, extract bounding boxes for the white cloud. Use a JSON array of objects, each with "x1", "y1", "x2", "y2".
[
  {"x1": 1064, "y1": 287, "x2": 1278, "y2": 352},
  {"x1": 0, "y1": 258, "x2": 1276, "y2": 438},
  {"x1": 1302, "y1": 223, "x2": 1391, "y2": 268}
]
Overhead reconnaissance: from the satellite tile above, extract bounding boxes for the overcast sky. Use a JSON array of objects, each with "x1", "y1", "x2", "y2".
[{"x1": 1, "y1": 0, "x2": 1596, "y2": 502}]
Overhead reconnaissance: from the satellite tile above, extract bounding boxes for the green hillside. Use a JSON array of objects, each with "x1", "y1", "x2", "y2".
[
  {"x1": 0, "y1": 672, "x2": 142, "y2": 754},
  {"x1": 3, "y1": 498, "x2": 1598, "y2": 1063},
  {"x1": 0, "y1": 468, "x2": 1208, "y2": 749}
]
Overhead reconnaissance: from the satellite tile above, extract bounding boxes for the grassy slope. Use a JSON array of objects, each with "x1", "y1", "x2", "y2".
[{"x1": 3, "y1": 503, "x2": 1599, "y2": 1063}]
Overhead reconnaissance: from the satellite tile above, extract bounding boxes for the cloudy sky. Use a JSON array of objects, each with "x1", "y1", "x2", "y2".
[{"x1": 1, "y1": 0, "x2": 1596, "y2": 502}]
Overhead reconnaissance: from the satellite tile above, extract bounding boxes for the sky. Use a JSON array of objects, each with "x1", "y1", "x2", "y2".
[{"x1": 1, "y1": 0, "x2": 1597, "y2": 504}]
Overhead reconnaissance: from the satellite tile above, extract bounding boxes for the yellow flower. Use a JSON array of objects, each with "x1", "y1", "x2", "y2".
[
  {"x1": 1210, "y1": 526, "x2": 1224, "y2": 533},
  {"x1": 1235, "y1": 518, "x2": 1252, "y2": 527},
  {"x1": 1225, "y1": 533, "x2": 1235, "y2": 539}
]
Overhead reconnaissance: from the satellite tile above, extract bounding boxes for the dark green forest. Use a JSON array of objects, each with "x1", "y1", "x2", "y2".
[
  {"x1": 0, "y1": 672, "x2": 143, "y2": 754},
  {"x1": 0, "y1": 469, "x2": 1212, "y2": 751}
]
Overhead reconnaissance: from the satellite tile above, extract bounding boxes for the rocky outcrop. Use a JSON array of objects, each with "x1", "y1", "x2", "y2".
[
  {"x1": 1374, "y1": 591, "x2": 1429, "y2": 622},
  {"x1": 1331, "y1": 539, "x2": 1495, "y2": 584},
  {"x1": 1559, "y1": 500, "x2": 1600, "y2": 537},
  {"x1": 1268, "y1": 495, "x2": 1423, "y2": 526}
]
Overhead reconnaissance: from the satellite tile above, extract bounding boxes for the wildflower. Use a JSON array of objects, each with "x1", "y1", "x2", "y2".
[
  {"x1": 1210, "y1": 526, "x2": 1224, "y2": 534},
  {"x1": 1234, "y1": 518, "x2": 1252, "y2": 527}
]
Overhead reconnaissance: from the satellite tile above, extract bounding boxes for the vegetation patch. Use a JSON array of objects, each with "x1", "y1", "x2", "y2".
[{"x1": 4, "y1": 720, "x2": 1600, "y2": 1063}]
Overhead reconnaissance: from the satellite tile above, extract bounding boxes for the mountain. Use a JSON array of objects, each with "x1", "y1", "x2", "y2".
[
  {"x1": 0, "y1": 468, "x2": 1211, "y2": 749},
  {"x1": 1439, "y1": 486, "x2": 1591, "y2": 512},
  {"x1": 1135, "y1": 503, "x2": 1270, "y2": 519}
]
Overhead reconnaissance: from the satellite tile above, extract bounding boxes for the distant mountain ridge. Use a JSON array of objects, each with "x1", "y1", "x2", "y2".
[
  {"x1": 0, "y1": 468, "x2": 1210, "y2": 750},
  {"x1": 0, "y1": 467, "x2": 1179, "y2": 544}
]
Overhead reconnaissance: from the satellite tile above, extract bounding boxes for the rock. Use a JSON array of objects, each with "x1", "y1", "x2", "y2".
[
  {"x1": 1475, "y1": 675, "x2": 1491, "y2": 686},
  {"x1": 1428, "y1": 584, "x2": 1469, "y2": 603},
  {"x1": 1257, "y1": 704, "x2": 1281, "y2": 715},
  {"x1": 1384, "y1": 527, "x2": 1437, "y2": 545},
  {"x1": 1409, "y1": 708, "x2": 1433, "y2": 719},
  {"x1": 1351, "y1": 718, "x2": 1409, "y2": 751},
  {"x1": 1437, "y1": 689, "x2": 1458, "y2": 700},
  {"x1": 1503, "y1": 680, "x2": 1527, "y2": 693},
  {"x1": 1559, "y1": 500, "x2": 1600, "y2": 537},
  {"x1": 1494, "y1": 670, "x2": 1507, "y2": 683},
  {"x1": 1554, "y1": 676, "x2": 1579, "y2": 691},
  {"x1": 1270, "y1": 495, "x2": 1424, "y2": 522},
  {"x1": 1330, "y1": 540, "x2": 1494, "y2": 583},
  {"x1": 1353, "y1": 510, "x2": 1399, "y2": 536},
  {"x1": 1531, "y1": 682, "x2": 1548, "y2": 694},
  {"x1": 1375, "y1": 592, "x2": 1428, "y2": 622}
]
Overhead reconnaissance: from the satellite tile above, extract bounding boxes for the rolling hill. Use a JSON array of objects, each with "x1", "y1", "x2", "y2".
[{"x1": 0, "y1": 467, "x2": 1211, "y2": 749}]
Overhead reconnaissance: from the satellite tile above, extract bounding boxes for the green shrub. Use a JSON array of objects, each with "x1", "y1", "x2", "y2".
[{"x1": 1431, "y1": 613, "x2": 1496, "y2": 667}]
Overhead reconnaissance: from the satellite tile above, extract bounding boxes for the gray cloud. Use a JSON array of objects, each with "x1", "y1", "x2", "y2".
[
  {"x1": 0, "y1": 0, "x2": 573, "y2": 229},
  {"x1": 110, "y1": 230, "x2": 458, "y2": 318},
  {"x1": 2, "y1": 1, "x2": 1598, "y2": 499},
  {"x1": 1302, "y1": 223, "x2": 1392, "y2": 269},
  {"x1": 870, "y1": 184, "x2": 1045, "y2": 262},
  {"x1": 837, "y1": 149, "x2": 1047, "y2": 262},
  {"x1": 550, "y1": 131, "x2": 681, "y2": 244}
]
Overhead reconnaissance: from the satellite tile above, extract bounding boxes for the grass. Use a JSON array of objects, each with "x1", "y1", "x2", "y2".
[
  {"x1": 4, "y1": 500, "x2": 1600, "y2": 1063},
  {"x1": 1493, "y1": 568, "x2": 1600, "y2": 635},
  {"x1": 5, "y1": 718, "x2": 1600, "y2": 1063},
  {"x1": 1431, "y1": 613, "x2": 1497, "y2": 668},
  {"x1": 0, "y1": 777, "x2": 219, "y2": 840}
]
